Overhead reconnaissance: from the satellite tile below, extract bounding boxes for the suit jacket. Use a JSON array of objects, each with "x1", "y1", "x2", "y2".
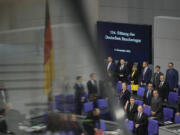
[
  {"x1": 126, "y1": 103, "x2": 138, "y2": 121},
  {"x1": 134, "y1": 112, "x2": 148, "y2": 135},
  {"x1": 143, "y1": 89, "x2": 153, "y2": 105},
  {"x1": 0, "y1": 115, "x2": 7, "y2": 134},
  {"x1": 150, "y1": 97, "x2": 163, "y2": 120},
  {"x1": 151, "y1": 72, "x2": 163, "y2": 89},
  {"x1": 157, "y1": 82, "x2": 169, "y2": 100},
  {"x1": 119, "y1": 90, "x2": 130, "y2": 107},
  {"x1": 70, "y1": 121, "x2": 83, "y2": 135},
  {"x1": 130, "y1": 71, "x2": 139, "y2": 84},
  {"x1": 107, "y1": 62, "x2": 115, "y2": 73},
  {"x1": 165, "y1": 68, "x2": 179, "y2": 90},
  {"x1": 115, "y1": 64, "x2": 129, "y2": 82},
  {"x1": 87, "y1": 80, "x2": 98, "y2": 95},
  {"x1": 140, "y1": 67, "x2": 152, "y2": 84},
  {"x1": 74, "y1": 83, "x2": 86, "y2": 104}
]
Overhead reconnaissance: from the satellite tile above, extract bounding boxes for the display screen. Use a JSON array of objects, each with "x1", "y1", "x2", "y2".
[{"x1": 97, "y1": 21, "x2": 152, "y2": 63}]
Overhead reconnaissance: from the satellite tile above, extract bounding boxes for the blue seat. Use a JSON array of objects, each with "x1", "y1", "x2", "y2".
[
  {"x1": 83, "y1": 102, "x2": 93, "y2": 113},
  {"x1": 100, "y1": 121, "x2": 106, "y2": 131},
  {"x1": 97, "y1": 99, "x2": 108, "y2": 109},
  {"x1": 143, "y1": 105, "x2": 151, "y2": 116},
  {"x1": 66, "y1": 94, "x2": 74, "y2": 104},
  {"x1": 137, "y1": 87, "x2": 145, "y2": 97},
  {"x1": 67, "y1": 131, "x2": 74, "y2": 135},
  {"x1": 163, "y1": 108, "x2": 174, "y2": 121},
  {"x1": 135, "y1": 100, "x2": 143, "y2": 106},
  {"x1": 126, "y1": 120, "x2": 134, "y2": 132},
  {"x1": 127, "y1": 85, "x2": 131, "y2": 93},
  {"x1": 116, "y1": 82, "x2": 122, "y2": 92},
  {"x1": 55, "y1": 94, "x2": 65, "y2": 111},
  {"x1": 148, "y1": 119, "x2": 158, "y2": 135},
  {"x1": 168, "y1": 92, "x2": 178, "y2": 104},
  {"x1": 174, "y1": 115, "x2": 180, "y2": 123}
]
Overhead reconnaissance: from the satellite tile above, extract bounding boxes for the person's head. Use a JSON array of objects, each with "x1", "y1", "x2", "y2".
[
  {"x1": 147, "y1": 83, "x2": 153, "y2": 91},
  {"x1": 122, "y1": 82, "x2": 127, "y2": 90},
  {"x1": 93, "y1": 108, "x2": 100, "y2": 116},
  {"x1": 76, "y1": 76, "x2": 83, "y2": 82},
  {"x1": 168, "y1": 62, "x2": 174, "y2": 69},
  {"x1": 0, "y1": 109, "x2": 5, "y2": 116},
  {"x1": 120, "y1": 59, "x2": 125, "y2": 65},
  {"x1": 155, "y1": 65, "x2": 160, "y2": 72},
  {"x1": 132, "y1": 64, "x2": 137, "y2": 72},
  {"x1": 143, "y1": 61, "x2": 148, "y2": 68},
  {"x1": 153, "y1": 90, "x2": 159, "y2": 98},
  {"x1": 137, "y1": 106, "x2": 143, "y2": 113},
  {"x1": 90, "y1": 73, "x2": 96, "y2": 80},
  {"x1": 107, "y1": 56, "x2": 113, "y2": 62},
  {"x1": 160, "y1": 74, "x2": 165, "y2": 82},
  {"x1": 130, "y1": 97, "x2": 135, "y2": 105}
]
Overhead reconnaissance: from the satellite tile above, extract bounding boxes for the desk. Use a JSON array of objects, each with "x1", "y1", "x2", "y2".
[{"x1": 159, "y1": 124, "x2": 180, "y2": 135}]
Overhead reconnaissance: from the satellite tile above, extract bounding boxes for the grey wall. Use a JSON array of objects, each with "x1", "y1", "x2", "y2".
[
  {"x1": 98, "y1": 0, "x2": 180, "y2": 25},
  {"x1": 0, "y1": 0, "x2": 99, "y2": 114},
  {"x1": 154, "y1": 16, "x2": 180, "y2": 75}
]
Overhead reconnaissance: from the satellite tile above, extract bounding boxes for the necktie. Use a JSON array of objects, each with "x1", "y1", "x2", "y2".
[
  {"x1": 146, "y1": 91, "x2": 150, "y2": 98},
  {"x1": 130, "y1": 104, "x2": 133, "y2": 111},
  {"x1": 138, "y1": 113, "x2": 141, "y2": 119}
]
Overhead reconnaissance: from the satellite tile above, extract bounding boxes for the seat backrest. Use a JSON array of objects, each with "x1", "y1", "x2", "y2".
[
  {"x1": 127, "y1": 85, "x2": 131, "y2": 93},
  {"x1": 66, "y1": 94, "x2": 74, "y2": 104},
  {"x1": 168, "y1": 92, "x2": 178, "y2": 104},
  {"x1": 143, "y1": 105, "x2": 151, "y2": 116},
  {"x1": 163, "y1": 108, "x2": 174, "y2": 121},
  {"x1": 137, "y1": 87, "x2": 145, "y2": 97},
  {"x1": 135, "y1": 100, "x2": 143, "y2": 106},
  {"x1": 83, "y1": 102, "x2": 93, "y2": 113},
  {"x1": 116, "y1": 82, "x2": 122, "y2": 92},
  {"x1": 97, "y1": 99, "x2": 108, "y2": 109},
  {"x1": 126, "y1": 120, "x2": 134, "y2": 132},
  {"x1": 174, "y1": 115, "x2": 180, "y2": 123},
  {"x1": 148, "y1": 119, "x2": 158, "y2": 135},
  {"x1": 100, "y1": 121, "x2": 106, "y2": 131}
]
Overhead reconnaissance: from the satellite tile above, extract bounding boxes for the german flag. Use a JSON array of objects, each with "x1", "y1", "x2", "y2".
[{"x1": 44, "y1": 0, "x2": 54, "y2": 95}]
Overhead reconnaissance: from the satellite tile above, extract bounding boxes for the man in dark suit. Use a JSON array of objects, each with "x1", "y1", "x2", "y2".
[
  {"x1": 151, "y1": 65, "x2": 163, "y2": 89},
  {"x1": 87, "y1": 73, "x2": 98, "y2": 99},
  {"x1": 134, "y1": 105, "x2": 148, "y2": 135},
  {"x1": 165, "y1": 62, "x2": 179, "y2": 92},
  {"x1": 83, "y1": 108, "x2": 100, "y2": 135},
  {"x1": 140, "y1": 61, "x2": 152, "y2": 86},
  {"x1": 0, "y1": 108, "x2": 14, "y2": 134},
  {"x1": 143, "y1": 83, "x2": 153, "y2": 107},
  {"x1": 74, "y1": 76, "x2": 86, "y2": 115},
  {"x1": 115, "y1": 59, "x2": 129, "y2": 82},
  {"x1": 150, "y1": 90, "x2": 163, "y2": 121},
  {"x1": 158, "y1": 74, "x2": 169, "y2": 102},
  {"x1": 106, "y1": 56, "x2": 115, "y2": 73},
  {"x1": 125, "y1": 96, "x2": 138, "y2": 121},
  {"x1": 119, "y1": 82, "x2": 131, "y2": 107}
]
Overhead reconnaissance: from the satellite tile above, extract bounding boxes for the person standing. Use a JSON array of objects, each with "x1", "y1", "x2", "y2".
[
  {"x1": 74, "y1": 76, "x2": 87, "y2": 115},
  {"x1": 140, "y1": 61, "x2": 152, "y2": 86},
  {"x1": 124, "y1": 97, "x2": 138, "y2": 121},
  {"x1": 151, "y1": 65, "x2": 163, "y2": 89},
  {"x1": 119, "y1": 82, "x2": 131, "y2": 107},
  {"x1": 158, "y1": 74, "x2": 169, "y2": 102},
  {"x1": 115, "y1": 59, "x2": 129, "y2": 83},
  {"x1": 165, "y1": 62, "x2": 179, "y2": 92},
  {"x1": 134, "y1": 106, "x2": 148, "y2": 135}
]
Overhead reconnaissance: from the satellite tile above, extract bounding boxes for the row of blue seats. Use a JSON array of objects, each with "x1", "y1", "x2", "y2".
[{"x1": 126, "y1": 119, "x2": 159, "y2": 135}]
